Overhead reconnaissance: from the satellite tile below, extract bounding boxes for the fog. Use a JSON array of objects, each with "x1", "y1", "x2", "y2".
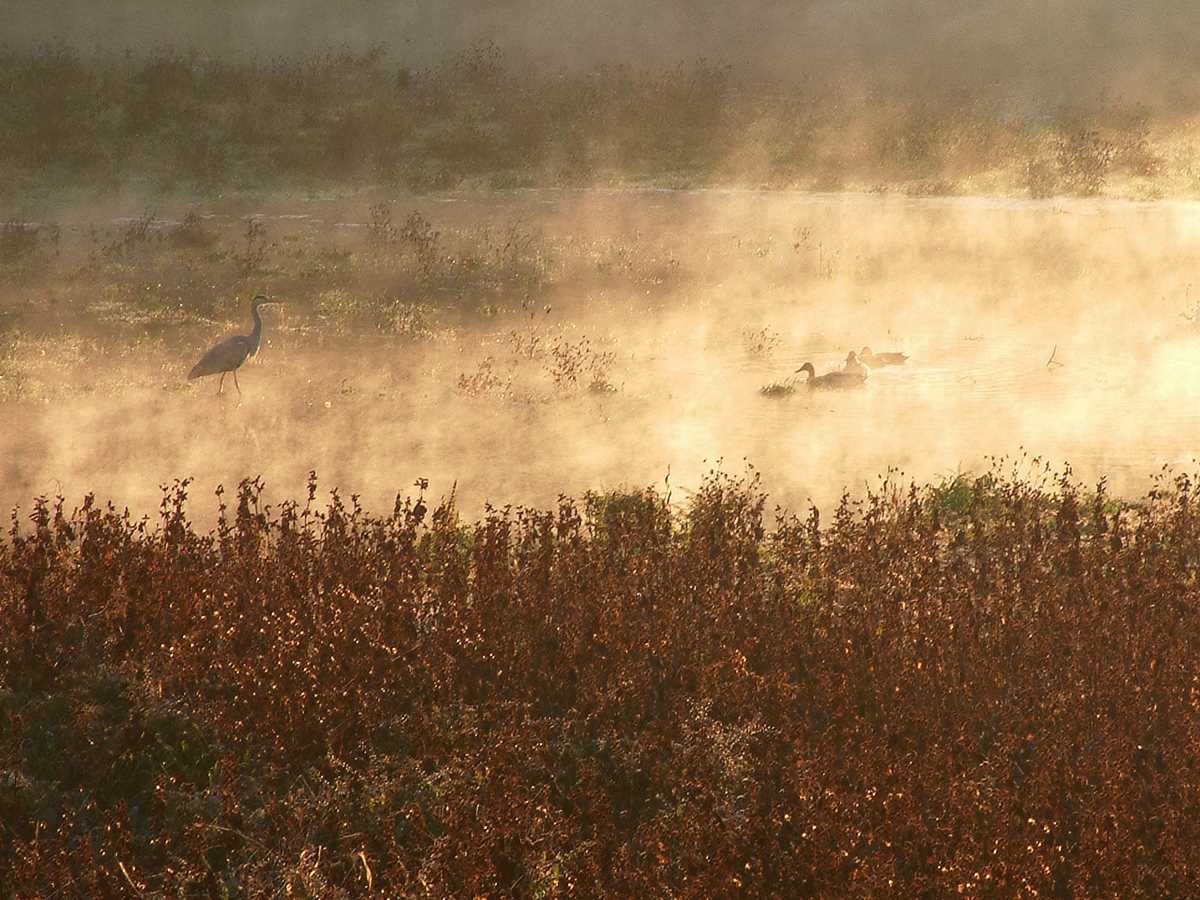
[
  {"x1": 4, "y1": 2, "x2": 1200, "y2": 518},
  {"x1": 4, "y1": 188, "x2": 1200, "y2": 521},
  {"x1": 8, "y1": 1, "x2": 1200, "y2": 110}
]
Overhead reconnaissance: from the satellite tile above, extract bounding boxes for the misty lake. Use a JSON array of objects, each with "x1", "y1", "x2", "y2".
[{"x1": 5, "y1": 187, "x2": 1200, "y2": 518}]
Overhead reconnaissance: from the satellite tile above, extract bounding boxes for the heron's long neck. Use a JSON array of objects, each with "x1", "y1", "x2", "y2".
[{"x1": 248, "y1": 302, "x2": 264, "y2": 354}]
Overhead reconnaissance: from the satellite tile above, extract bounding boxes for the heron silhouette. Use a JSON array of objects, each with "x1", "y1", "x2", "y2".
[{"x1": 188, "y1": 294, "x2": 282, "y2": 397}]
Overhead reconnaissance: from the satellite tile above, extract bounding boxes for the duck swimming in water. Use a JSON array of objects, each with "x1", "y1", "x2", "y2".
[
  {"x1": 860, "y1": 346, "x2": 908, "y2": 368},
  {"x1": 797, "y1": 361, "x2": 867, "y2": 390},
  {"x1": 843, "y1": 351, "x2": 868, "y2": 376}
]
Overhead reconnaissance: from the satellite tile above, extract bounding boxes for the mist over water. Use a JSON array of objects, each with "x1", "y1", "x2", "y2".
[{"x1": 5, "y1": 188, "x2": 1200, "y2": 520}]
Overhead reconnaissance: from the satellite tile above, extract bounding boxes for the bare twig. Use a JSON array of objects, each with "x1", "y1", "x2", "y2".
[
  {"x1": 358, "y1": 850, "x2": 375, "y2": 891},
  {"x1": 117, "y1": 861, "x2": 144, "y2": 895}
]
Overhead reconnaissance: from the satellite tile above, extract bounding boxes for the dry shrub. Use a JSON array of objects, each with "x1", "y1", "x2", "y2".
[
  {"x1": 544, "y1": 336, "x2": 616, "y2": 394},
  {"x1": 0, "y1": 221, "x2": 59, "y2": 279},
  {"x1": 457, "y1": 355, "x2": 512, "y2": 399},
  {"x1": 1055, "y1": 128, "x2": 1117, "y2": 197},
  {"x1": 229, "y1": 218, "x2": 272, "y2": 278},
  {"x1": 166, "y1": 210, "x2": 219, "y2": 252},
  {"x1": 4, "y1": 465, "x2": 1200, "y2": 893},
  {"x1": 0, "y1": 44, "x2": 1182, "y2": 196},
  {"x1": 742, "y1": 326, "x2": 781, "y2": 357}
]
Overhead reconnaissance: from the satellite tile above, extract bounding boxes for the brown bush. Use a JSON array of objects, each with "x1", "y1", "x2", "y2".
[{"x1": 3, "y1": 466, "x2": 1200, "y2": 895}]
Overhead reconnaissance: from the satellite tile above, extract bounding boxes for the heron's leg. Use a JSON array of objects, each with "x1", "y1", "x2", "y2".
[
  {"x1": 218, "y1": 372, "x2": 225, "y2": 395},
  {"x1": 233, "y1": 369, "x2": 242, "y2": 398}
]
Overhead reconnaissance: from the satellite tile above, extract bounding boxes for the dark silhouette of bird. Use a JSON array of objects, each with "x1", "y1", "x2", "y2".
[
  {"x1": 860, "y1": 346, "x2": 908, "y2": 368},
  {"x1": 797, "y1": 361, "x2": 867, "y2": 390},
  {"x1": 843, "y1": 350, "x2": 868, "y2": 376},
  {"x1": 188, "y1": 294, "x2": 282, "y2": 396}
]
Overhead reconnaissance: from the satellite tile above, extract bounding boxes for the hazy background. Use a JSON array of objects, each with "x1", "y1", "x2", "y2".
[
  {"x1": 5, "y1": 188, "x2": 1200, "y2": 520},
  {"x1": 8, "y1": 0, "x2": 1200, "y2": 111}
]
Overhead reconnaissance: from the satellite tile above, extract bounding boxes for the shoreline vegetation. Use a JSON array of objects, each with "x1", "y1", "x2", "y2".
[
  {"x1": 3, "y1": 466, "x2": 1200, "y2": 892},
  {"x1": 2, "y1": 42, "x2": 1197, "y2": 203}
]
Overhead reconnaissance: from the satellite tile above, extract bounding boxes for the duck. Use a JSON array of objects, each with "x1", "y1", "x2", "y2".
[
  {"x1": 843, "y1": 351, "x2": 868, "y2": 376},
  {"x1": 860, "y1": 346, "x2": 908, "y2": 368},
  {"x1": 797, "y1": 361, "x2": 867, "y2": 390}
]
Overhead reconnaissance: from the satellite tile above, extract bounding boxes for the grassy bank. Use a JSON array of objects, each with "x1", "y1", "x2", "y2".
[
  {"x1": 3, "y1": 466, "x2": 1199, "y2": 894},
  {"x1": 1, "y1": 42, "x2": 1192, "y2": 201}
]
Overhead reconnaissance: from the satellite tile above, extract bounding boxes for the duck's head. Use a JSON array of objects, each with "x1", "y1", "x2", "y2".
[
  {"x1": 796, "y1": 362, "x2": 816, "y2": 379},
  {"x1": 846, "y1": 351, "x2": 858, "y2": 363},
  {"x1": 252, "y1": 293, "x2": 284, "y2": 309}
]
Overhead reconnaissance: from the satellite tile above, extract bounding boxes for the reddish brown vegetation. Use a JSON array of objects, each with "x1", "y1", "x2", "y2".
[{"x1": 3, "y1": 467, "x2": 1199, "y2": 895}]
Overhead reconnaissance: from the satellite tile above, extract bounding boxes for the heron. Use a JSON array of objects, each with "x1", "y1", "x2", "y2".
[
  {"x1": 796, "y1": 361, "x2": 867, "y2": 390},
  {"x1": 188, "y1": 294, "x2": 283, "y2": 396}
]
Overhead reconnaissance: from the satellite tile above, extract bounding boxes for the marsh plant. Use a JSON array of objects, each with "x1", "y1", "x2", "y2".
[
  {"x1": 742, "y1": 325, "x2": 782, "y2": 357},
  {"x1": 0, "y1": 221, "x2": 59, "y2": 279},
  {"x1": 3, "y1": 466, "x2": 1200, "y2": 893}
]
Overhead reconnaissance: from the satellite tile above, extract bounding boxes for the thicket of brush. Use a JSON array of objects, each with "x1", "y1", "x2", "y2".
[
  {"x1": 3, "y1": 465, "x2": 1199, "y2": 895},
  {"x1": 0, "y1": 42, "x2": 1168, "y2": 197}
]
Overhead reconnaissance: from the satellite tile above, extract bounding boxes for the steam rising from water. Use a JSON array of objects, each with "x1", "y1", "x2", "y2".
[{"x1": 4, "y1": 190, "x2": 1200, "y2": 520}]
